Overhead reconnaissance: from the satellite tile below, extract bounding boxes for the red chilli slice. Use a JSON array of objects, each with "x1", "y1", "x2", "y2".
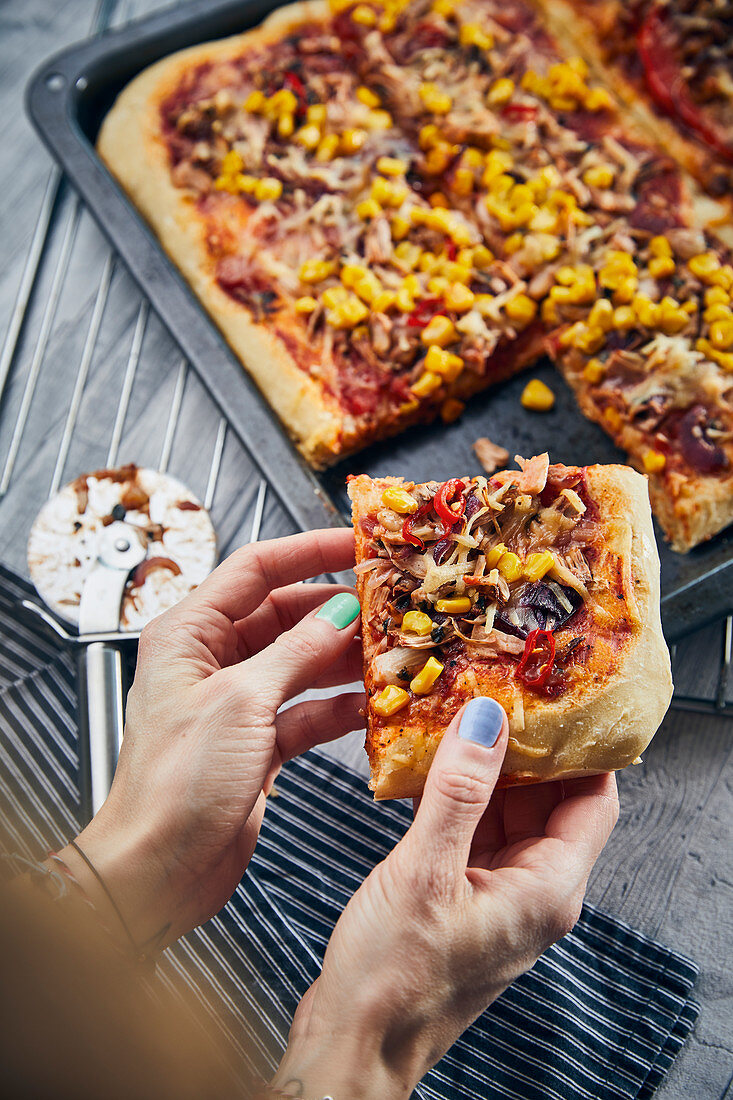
[
  {"x1": 638, "y1": 7, "x2": 733, "y2": 163},
  {"x1": 516, "y1": 628, "x2": 556, "y2": 690}
]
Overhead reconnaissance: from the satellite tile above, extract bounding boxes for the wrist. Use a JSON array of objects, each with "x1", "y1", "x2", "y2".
[
  {"x1": 56, "y1": 807, "x2": 179, "y2": 956},
  {"x1": 273, "y1": 1031, "x2": 419, "y2": 1100}
]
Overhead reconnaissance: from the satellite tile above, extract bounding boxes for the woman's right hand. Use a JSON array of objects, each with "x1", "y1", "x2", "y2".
[{"x1": 274, "y1": 697, "x2": 619, "y2": 1100}]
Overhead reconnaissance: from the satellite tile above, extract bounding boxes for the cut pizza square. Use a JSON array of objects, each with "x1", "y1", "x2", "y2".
[{"x1": 349, "y1": 455, "x2": 672, "y2": 799}]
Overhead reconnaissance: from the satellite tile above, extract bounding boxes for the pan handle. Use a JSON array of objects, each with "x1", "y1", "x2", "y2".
[{"x1": 77, "y1": 642, "x2": 124, "y2": 820}]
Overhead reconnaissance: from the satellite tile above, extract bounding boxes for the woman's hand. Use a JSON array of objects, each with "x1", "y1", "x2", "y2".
[
  {"x1": 276, "y1": 698, "x2": 619, "y2": 1100},
  {"x1": 58, "y1": 528, "x2": 362, "y2": 951}
]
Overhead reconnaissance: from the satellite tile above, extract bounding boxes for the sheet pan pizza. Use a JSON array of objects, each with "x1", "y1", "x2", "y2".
[
  {"x1": 349, "y1": 455, "x2": 672, "y2": 799},
  {"x1": 99, "y1": 0, "x2": 733, "y2": 552}
]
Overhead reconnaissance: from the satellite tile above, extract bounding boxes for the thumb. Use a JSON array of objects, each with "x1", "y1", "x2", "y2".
[{"x1": 410, "y1": 698, "x2": 508, "y2": 879}]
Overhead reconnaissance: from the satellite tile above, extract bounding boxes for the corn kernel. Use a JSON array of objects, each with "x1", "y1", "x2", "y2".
[
  {"x1": 472, "y1": 244, "x2": 494, "y2": 268},
  {"x1": 432, "y1": 0, "x2": 456, "y2": 14},
  {"x1": 588, "y1": 298, "x2": 614, "y2": 331},
  {"x1": 583, "y1": 358, "x2": 605, "y2": 384},
  {"x1": 582, "y1": 165, "x2": 614, "y2": 189},
  {"x1": 650, "y1": 235, "x2": 672, "y2": 257},
  {"x1": 295, "y1": 296, "x2": 318, "y2": 314},
  {"x1": 486, "y1": 543, "x2": 507, "y2": 568},
  {"x1": 352, "y1": 3, "x2": 377, "y2": 25},
  {"x1": 711, "y1": 264, "x2": 733, "y2": 290},
  {"x1": 497, "y1": 551, "x2": 523, "y2": 581},
  {"x1": 394, "y1": 241, "x2": 422, "y2": 268},
  {"x1": 505, "y1": 293, "x2": 537, "y2": 327},
  {"x1": 403, "y1": 274, "x2": 422, "y2": 297},
  {"x1": 459, "y1": 22, "x2": 493, "y2": 49},
  {"x1": 419, "y1": 123, "x2": 440, "y2": 150},
  {"x1": 269, "y1": 87, "x2": 298, "y2": 115},
  {"x1": 277, "y1": 113, "x2": 295, "y2": 139},
  {"x1": 419, "y1": 82, "x2": 452, "y2": 114},
  {"x1": 410, "y1": 655, "x2": 445, "y2": 695},
  {"x1": 710, "y1": 319, "x2": 733, "y2": 350},
  {"x1": 429, "y1": 191, "x2": 450, "y2": 208},
  {"x1": 255, "y1": 177, "x2": 283, "y2": 202},
  {"x1": 299, "y1": 258, "x2": 334, "y2": 284},
  {"x1": 354, "y1": 274, "x2": 383, "y2": 303},
  {"x1": 524, "y1": 550, "x2": 554, "y2": 583},
  {"x1": 688, "y1": 252, "x2": 721, "y2": 281},
  {"x1": 395, "y1": 287, "x2": 416, "y2": 312},
  {"x1": 584, "y1": 86, "x2": 614, "y2": 111},
  {"x1": 356, "y1": 198, "x2": 382, "y2": 220},
  {"x1": 424, "y1": 145, "x2": 455, "y2": 174},
  {"x1": 541, "y1": 298, "x2": 559, "y2": 325},
  {"x1": 221, "y1": 149, "x2": 245, "y2": 175},
  {"x1": 340, "y1": 128, "x2": 368, "y2": 155},
  {"x1": 390, "y1": 215, "x2": 410, "y2": 241},
  {"x1": 315, "y1": 134, "x2": 340, "y2": 161},
  {"x1": 697, "y1": 338, "x2": 733, "y2": 371},
  {"x1": 436, "y1": 597, "x2": 472, "y2": 614},
  {"x1": 424, "y1": 345, "x2": 464, "y2": 380},
  {"x1": 705, "y1": 286, "x2": 730, "y2": 307},
  {"x1": 613, "y1": 276, "x2": 638, "y2": 304},
  {"x1": 296, "y1": 124, "x2": 322, "y2": 150},
  {"x1": 306, "y1": 104, "x2": 327, "y2": 126},
  {"x1": 382, "y1": 487, "x2": 418, "y2": 514},
  {"x1": 372, "y1": 686, "x2": 410, "y2": 717},
  {"x1": 428, "y1": 275, "x2": 451, "y2": 296},
  {"x1": 412, "y1": 371, "x2": 443, "y2": 397},
  {"x1": 440, "y1": 397, "x2": 465, "y2": 423},
  {"x1": 356, "y1": 85, "x2": 381, "y2": 108},
  {"x1": 704, "y1": 303, "x2": 732, "y2": 324},
  {"x1": 642, "y1": 450, "x2": 667, "y2": 474},
  {"x1": 244, "y1": 90, "x2": 266, "y2": 113},
  {"x1": 402, "y1": 610, "x2": 433, "y2": 635},
  {"x1": 421, "y1": 315, "x2": 458, "y2": 346},
  {"x1": 367, "y1": 109, "x2": 393, "y2": 130},
  {"x1": 649, "y1": 255, "x2": 675, "y2": 279},
  {"x1": 487, "y1": 78, "x2": 515, "y2": 106},
  {"x1": 603, "y1": 406, "x2": 623, "y2": 432},
  {"x1": 377, "y1": 157, "x2": 406, "y2": 179},
  {"x1": 445, "y1": 283, "x2": 475, "y2": 312},
  {"x1": 633, "y1": 295, "x2": 658, "y2": 328},
  {"x1": 613, "y1": 305, "x2": 636, "y2": 330},
  {"x1": 451, "y1": 167, "x2": 475, "y2": 196},
  {"x1": 521, "y1": 378, "x2": 555, "y2": 412},
  {"x1": 372, "y1": 290, "x2": 396, "y2": 313}
]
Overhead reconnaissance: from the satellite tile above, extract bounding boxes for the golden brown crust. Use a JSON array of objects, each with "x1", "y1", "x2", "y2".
[
  {"x1": 349, "y1": 465, "x2": 672, "y2": 800},
  {"x1": 97, "y1": 2, "x2": 351, "y2": 469}
]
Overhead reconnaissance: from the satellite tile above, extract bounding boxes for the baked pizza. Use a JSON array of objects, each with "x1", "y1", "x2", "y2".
[
  {"x1": 99, "y1": 0, "x2": 733, "y2": 550},
  {"x1": 349, "y1": 455, "x2": 672, "y2": 799},
  {"x1": 533, "y1": 0, "x2": 733, "y2": 209}
]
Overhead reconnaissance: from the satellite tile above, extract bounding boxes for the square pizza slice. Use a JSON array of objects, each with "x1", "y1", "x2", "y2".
[{"x1": 349, "y1": 455, "x2": 672, "y2": 799}]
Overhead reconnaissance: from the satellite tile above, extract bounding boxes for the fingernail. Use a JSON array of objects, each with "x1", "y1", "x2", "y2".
[
  {"x1": 458, "y1": 697, "x2": 505, "y2": 748},
  {"x1": 315, "y1": 592, "x2": 360, "y2": 629}
]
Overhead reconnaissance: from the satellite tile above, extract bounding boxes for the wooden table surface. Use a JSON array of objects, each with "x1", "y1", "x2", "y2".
[{"x1": 0, "y1": 2, "x2": 731, "y2": 1096}]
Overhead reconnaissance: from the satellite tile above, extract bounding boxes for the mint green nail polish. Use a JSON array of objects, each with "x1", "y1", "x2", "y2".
[{"x1": 316, "y1": 592, "x2": 360, "y2": 629}]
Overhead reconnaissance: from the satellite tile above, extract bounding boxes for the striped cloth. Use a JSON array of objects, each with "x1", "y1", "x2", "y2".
[{"x1": 0, "y1": 563, "x2": 698, "y2": 1098}]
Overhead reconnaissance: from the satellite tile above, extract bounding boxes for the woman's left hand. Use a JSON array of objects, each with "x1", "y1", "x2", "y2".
[{"x1": 58, "y1": 528, "x2": 362, "y2": 952}]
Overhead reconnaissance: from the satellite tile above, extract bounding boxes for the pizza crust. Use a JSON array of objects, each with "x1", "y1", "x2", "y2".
[
  {"x1": 97, "y1": 2, "x2": 350, "y2": 469},
  {"x1": 350, "y1": 466, "x2": 672, "y2": 800}
]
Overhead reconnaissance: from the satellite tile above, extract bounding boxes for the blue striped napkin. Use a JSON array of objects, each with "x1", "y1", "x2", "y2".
[{"x1": 0, "y1": 563, "x2": 699, "y2": 1098}]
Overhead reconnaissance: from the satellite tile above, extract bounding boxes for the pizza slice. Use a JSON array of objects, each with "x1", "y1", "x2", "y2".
[
  {"x1": 531, "y1": 0, "x2": 733, "y2": 222},
  {"x1": 349, "y1": 456, "x2": 672, "y2": 800}
]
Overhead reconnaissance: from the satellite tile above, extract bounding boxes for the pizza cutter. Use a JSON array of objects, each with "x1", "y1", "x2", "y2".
[{"x1": 24, "y1": 465, "x2": 217, "y2": 819}]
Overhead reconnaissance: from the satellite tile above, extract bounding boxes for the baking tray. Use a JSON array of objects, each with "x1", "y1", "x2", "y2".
[{"x1": 25, "y1": 0, "x2": 733, "y2": 642}]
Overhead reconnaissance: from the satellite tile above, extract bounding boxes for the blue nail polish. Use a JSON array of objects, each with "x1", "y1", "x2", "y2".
[{"x1": 458, "y1": 697, "x2": 505, "y2": 747}]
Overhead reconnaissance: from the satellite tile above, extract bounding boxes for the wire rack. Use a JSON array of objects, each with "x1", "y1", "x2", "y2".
[{"x1": 0, "y1": 0, "x2": 731, "y2": 715}]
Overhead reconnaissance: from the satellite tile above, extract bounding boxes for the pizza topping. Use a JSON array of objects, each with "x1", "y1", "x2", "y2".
[
  {"x1": 516, "y1": 629, "x2": 556, "y2": 691},
  {"x1": 473, "y1": 436, "x2": 510, "y2": 474}
]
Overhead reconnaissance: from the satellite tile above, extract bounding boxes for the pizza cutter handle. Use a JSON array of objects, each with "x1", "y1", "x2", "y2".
[{"x1": 77, "y1": 642, "x2": 124, "y2": 820}]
